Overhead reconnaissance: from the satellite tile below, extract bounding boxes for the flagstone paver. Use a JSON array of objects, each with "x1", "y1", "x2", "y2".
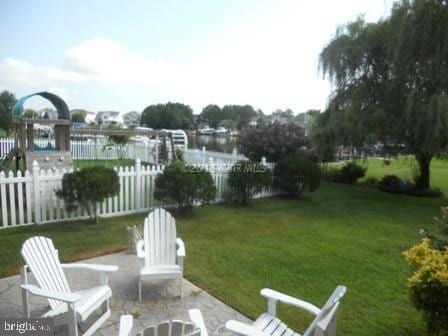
[{"x1": 0, "y1": 252, "x2": 251, "y2": 335}]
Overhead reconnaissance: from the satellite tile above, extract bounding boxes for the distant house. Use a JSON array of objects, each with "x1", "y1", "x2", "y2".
[
  {"x1": 95, "y1": 111, "x2": 122, "y2": 127},
  {"x1": 122, "y1": 111, "x2": 141, "y2": 128},
  {"x1": 248, "y1": 120, "x2": 258, "y2": 128},
  {"x1": 85, "y1": 111, "x2": 96, "y2": 124},
  {"x1": 269, "y1": 116, "x2": 290, "y2": 125}
]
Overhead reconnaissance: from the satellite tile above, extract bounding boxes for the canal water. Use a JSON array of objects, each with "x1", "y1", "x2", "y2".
[{"x1": 187, "y1": 134, "x2": 237, "y2": 153}]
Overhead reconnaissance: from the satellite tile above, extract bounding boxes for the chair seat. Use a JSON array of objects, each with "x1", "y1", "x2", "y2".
[
  {"x1": 253, "y1": 313, "x2": 301, "y2": 336},
  {"x1": 141, "y1": 265, "x2": 182, "y2": 279},
  {"x1": 44, "y1": 285, "x2": 112, "y2": 321}
]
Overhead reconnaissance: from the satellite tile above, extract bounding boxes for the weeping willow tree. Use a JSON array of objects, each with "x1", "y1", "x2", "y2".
[{"x1": 319, "y1": 0, "x2": 448, "y2": 189}]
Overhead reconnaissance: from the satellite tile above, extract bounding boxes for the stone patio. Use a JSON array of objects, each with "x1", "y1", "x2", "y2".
[{"x1": 0, "y1": 252, "x2": 251, "y2": 335}]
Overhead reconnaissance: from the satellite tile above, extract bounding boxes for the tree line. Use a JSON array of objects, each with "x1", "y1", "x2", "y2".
[{"x1": 0, "y1": 92, "x2": 306, "y2": 132}]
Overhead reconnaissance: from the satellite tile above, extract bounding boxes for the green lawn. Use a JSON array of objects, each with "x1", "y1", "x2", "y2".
[
  {"x1": 73, "y1": 159, "x2": 153, "y2": 169},
  {"x1": 0, "y1": 182, "x2": 445, "y2": 335},
  {"x1": 360, "y1": 156, "x2": 448, "y2": 194}
]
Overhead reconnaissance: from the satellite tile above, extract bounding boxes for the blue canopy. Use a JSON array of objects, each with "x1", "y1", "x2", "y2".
[{"x1": 12, "y1": 92, "x2": 70, "y2": 119}]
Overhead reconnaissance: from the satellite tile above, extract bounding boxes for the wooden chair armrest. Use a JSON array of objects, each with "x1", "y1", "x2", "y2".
[
  {"x1": 20, "y1": 284, "x2": 81, "y2": 303},
  {"x1": 61, "y1": 263, "x2": 119, "y2": 273},
  {"x1": 189, "y1": 309, "x2": 208, "y2": 336},
  {"x1": 225, "y1": 320, "x2": 267, "y2": 336},
  {"x1": 119, "y1": 315, "x2": 133, "y2": 336},
  {"x1": 136, "y1": 239, "x2": 145, "y2": 259},
  {"x1": 316, "y1": 302, "x2": 340, "y2": 331},
  {"x1": 176, "y1": 238, "x2": 186, "y2": 258},
  {"x1": 260, "y1": 288, "x2": 320, "y2": 315}
]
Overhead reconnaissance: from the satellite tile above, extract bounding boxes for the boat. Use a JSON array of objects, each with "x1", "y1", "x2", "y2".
[
  {"x1": 197, "y1": 126, "x2": 215, "y2": 135},
  {"x1": 213, "y1": 127, "x2": 228, "y2": 135}
]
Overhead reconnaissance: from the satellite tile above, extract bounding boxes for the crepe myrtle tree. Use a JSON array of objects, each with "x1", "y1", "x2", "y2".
[
  {"x1": 237, "y1": 122, "x2": 316, "y2": 162},
  {"x1": 56, "y1": 166, "x2": 119, "y2": 224}
]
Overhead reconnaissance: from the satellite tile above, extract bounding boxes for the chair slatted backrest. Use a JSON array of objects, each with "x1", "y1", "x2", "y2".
[
  {"x1": 303, "y1": 285, "x2": 347, "y2": 336},
  {"x1": 21, "y1": 236, "x2": 71, "y2": 310},
  {"x1": 144, "y1": 208, "x2": 177, "y2": 266},
  {"x1": 139, "y1": 321, "x2": 200, "y2": 336}
]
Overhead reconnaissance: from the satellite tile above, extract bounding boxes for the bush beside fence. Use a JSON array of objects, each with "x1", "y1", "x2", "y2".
[{"x1": 0, "y1": 159, "x2": 277, "y2": 229}]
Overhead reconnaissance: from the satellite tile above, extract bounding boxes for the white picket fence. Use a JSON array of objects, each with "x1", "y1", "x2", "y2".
[{"x1": 0, "y1": 159, "x2": 277, "y2": 229}]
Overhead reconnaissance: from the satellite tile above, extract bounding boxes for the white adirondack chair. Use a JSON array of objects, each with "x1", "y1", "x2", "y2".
[
  {"x1": 119, "y1": 315, "x2": 133, "y2": 336},
  {"x1": 20, "y1": 236, "x2": 119, "y2": 336},
  {"x1": 134, "y1": 309, "x2": 208, "y2": 336},
  {"x1": 226, "y1": 286, "x2": 347, "y2": 336},
  {"x1": 137, "y1": 208, "x2": 185, "y2": 301}
]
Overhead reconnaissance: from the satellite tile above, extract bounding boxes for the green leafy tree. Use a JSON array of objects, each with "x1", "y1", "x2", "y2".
[
  {"x1": 22, "y1": 109, "x2": 39, "y2": 119},
  {"x1": 223, "y1": 104, "x2": 257, "y2": 129},
  {"x1": 272, "y1": 108, "x2": 294, "y2": 121},
  {"x1": 218, "y1": 119, "x2": 236, "y2": 130},
  {"x1": 107, "y1": 134, "x2": 130, "y2": 160},
  {"x1": 141, "y1": 102, "x2": 194, "y2": 129},
  {"x1": 274, "y1": 155, "x2": 321, "y2": 197},
  {"x1": 56, "y1": 166, "x2": 119, "y2": 224},
  {"x1": 226, "y1": 160, "x2": 272, "y2": 205},
  {"x1": 200, "y1": 104, "x2": 222, "y2": 128},
  {"x1": 319, "y1": 1, "x2": 448, "y2": 190},
  {"x1": 310, "y1": 112, "x2": 337, "y2": 164},
  {"x1": 238, "y1": 122, "x2": 315, "y2": 162},
  {"x1": 154, "y1": 161, "x2": 216, "y2": 213},
  {"x1": 71, "y1": 111, "x2": 86, "y2": 122},
  {"x1": 199, "y1": 104, "x2": 257, "y2": 129},
  {"x1": 0, "y1": 90, "x2": 16, "y2": 134}
]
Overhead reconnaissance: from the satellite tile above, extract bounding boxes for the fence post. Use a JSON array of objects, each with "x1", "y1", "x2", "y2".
[
  {"x1": 144, "y1": 142, "x2": 148, "y2": 162},
  {"x1": 232, "y1": 148, "x2": 237, "y2": 163},
  {"x1": 261, "y1": 156, "x2": 267, "y2": 166},
  {"x1": 135, "y1": 158, "x2": 141, "y2": 210},
  {"x1": 202, "y1": 146, "x2": 206, "y2": 164},
  {"x1": 155, "y1": 136, "x2": 159, "y2": 164},
  {"x1": 32, "y1": 161, "x2": 41, "y2": 224},
  {"x1": 209, "y1": 157, "x2": 214, "y2": 166}
]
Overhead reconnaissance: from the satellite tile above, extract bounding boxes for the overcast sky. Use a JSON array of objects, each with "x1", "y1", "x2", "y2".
[{"x1": 0, "y1": 0, "x2": 393, "y2": 115}]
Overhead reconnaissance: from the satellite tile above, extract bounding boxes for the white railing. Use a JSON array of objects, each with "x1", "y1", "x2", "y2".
[
  {"x1": 183, "y1": 147, "x2": 247, "y2": 164},
  {"x1": 0, "y1": 159, "x2": 277, "y2": 229},
  {"x1": 1, "y1": 137, "x2": 246, "y2": 165},
  {"x1": 0, "y1": 138, "x2": 159, "y2": 162}
]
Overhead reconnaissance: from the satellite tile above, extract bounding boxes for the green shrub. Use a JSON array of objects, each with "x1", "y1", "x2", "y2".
[
  {"x1": 154, "y1": 161, "x2": 216, "y2": 213},
  {"x1": 379, "y1": 175, "x2": 409, "y2": 193},
  {"x1": 321, "y1": 166, "x2": 341, "y2": 182},
  {"x1": 56, "y1": 166, "x2": 119, "y2": 224},
  {"x1": 322, "y1": 162, "x2": 366, "y2": 184},
  {"x1": 408, "y1": 187, "x2": 444, "y2": 198},
  {"x1": 364, "y1": 176, "x2": 379, "y2": 187},
  {"x1": 274, "y1": 155, "x2": 321, "y2": 197},
  {"x1": 404, "y1": 238, "x2": 448, "y2": 335},
  {"x1": 337, "y1": 162, "x2": 366, "y2": 184},
  {"x1": 378, "y1": 175, "x2": 443, "y2": 198},
  {"x1": 226, "y1": 160, "x2": 272, "y2": 205},
  {"x1": 175, "y1": 148, "x2": 184, "y2": 161}
]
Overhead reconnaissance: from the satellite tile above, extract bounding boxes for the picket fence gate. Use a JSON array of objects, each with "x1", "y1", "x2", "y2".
[{"x1": 0, "y1": 159, "x2": 277, "y2": 229}]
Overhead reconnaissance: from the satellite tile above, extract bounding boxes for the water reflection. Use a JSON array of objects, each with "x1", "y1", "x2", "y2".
[{"x1": 187, "y1": 134, "x2": 237, "y2": 153}]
